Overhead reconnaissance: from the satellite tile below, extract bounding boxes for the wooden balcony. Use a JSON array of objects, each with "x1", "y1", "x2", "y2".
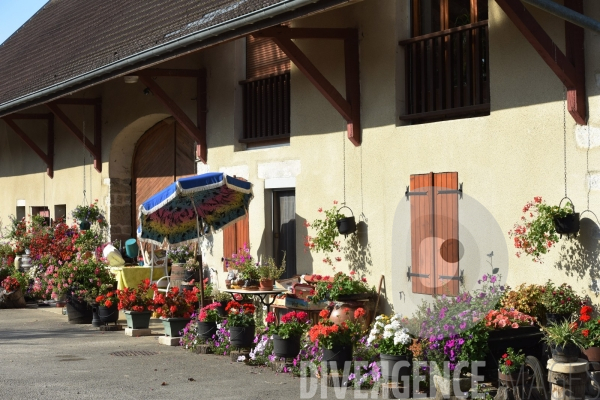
[{"x1": 399, "y1": 21, "x2": 490, "y2": 122}]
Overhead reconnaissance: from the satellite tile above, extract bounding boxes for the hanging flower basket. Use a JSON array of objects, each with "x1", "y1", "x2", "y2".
[
  {"x1": 336, "y1": 205, "x2": 356, "y2": 236},
  {"x1": 553, "y1": 198, "x2": 580, "y2": 237}
]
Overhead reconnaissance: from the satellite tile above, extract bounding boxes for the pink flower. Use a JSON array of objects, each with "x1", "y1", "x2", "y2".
[{"x1": 511, "y1": 323, "x2": 519, "y2": 329}]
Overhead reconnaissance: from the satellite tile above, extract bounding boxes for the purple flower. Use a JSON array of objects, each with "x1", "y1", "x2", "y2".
[
  {"x1": 459, "y1": 322, "x2": 467, "y2": 330},
  {"x1": 482, "y1": 275, "x2": 488, "y2": 282},
  {"x1": 490, "y1": 275, "x2": 497, "y2": 283},
  {"x1": 443, "y1": 324, "x2": 449, "y2": 331}
]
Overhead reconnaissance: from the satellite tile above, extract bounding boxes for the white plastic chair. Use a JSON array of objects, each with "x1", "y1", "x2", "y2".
[{"x1": 142, "y1": 244, "x2": 169, "y2": 292}]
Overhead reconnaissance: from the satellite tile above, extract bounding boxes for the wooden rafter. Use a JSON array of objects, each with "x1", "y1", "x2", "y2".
[
  {"x1": 255, "y1": 26, "x2": 361, "y2": 146},
  {"x1": 45, "y1": 98, "x2": 102, "y2": 172},
  {"x1": 2, "y1": 113, "x2": 54, "y2": 178},
  {"x1": 495, "y1": 0, "x2": 586, "y2": 124},
  {"x1": 137, "y1": 69, "x2": 207, "y2": 163}
]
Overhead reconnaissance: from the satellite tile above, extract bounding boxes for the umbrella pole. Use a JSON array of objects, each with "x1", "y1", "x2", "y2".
[{"x1": 197, "y1": 218, "x2": 205, "y2": 309}]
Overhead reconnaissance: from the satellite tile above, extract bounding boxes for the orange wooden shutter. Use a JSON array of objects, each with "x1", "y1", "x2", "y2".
[
  {"x1": 410, "y1": 173, "x2": 435, "y2": 295},
  {"x1": 235, "y1": 214, "x2": 250, "y2": 253},
  {"x1": 433, "y1": 172, "x2": 459, "y2": 296},
  {"x1": 246, "y1": 35, "x2": 290, "y2": 79},
  {"x1": 223, "y1": 224, "x2": 237, "y2": 272}
]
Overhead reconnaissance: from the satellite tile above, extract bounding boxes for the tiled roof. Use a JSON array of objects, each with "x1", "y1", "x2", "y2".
[{"x1": 0, "y1": 0, "x2": 331, "y2": 110}]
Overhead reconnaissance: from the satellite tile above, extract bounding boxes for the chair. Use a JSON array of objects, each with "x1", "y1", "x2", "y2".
[{"x1": 141, "y1": 243, "x2": 169, "y2": 292}]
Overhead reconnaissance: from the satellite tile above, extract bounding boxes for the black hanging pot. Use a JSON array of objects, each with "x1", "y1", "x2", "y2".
[
  {"x1": 79, "y1": 221, "x2": 91, "y2": 231},
  {"x1": 554, "y1": 197, "x2": 580, "y2": 238},
  {"x1": 336, "y1": 206, "x2": 356, "y2": 236}
]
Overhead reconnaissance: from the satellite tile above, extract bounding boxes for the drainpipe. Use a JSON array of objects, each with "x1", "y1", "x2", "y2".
[
  {"x1": 520, "y1": 0, "x2": 600, "y2": 34},
  {"x1": 0, "y1": 0, "x2": 351, "y2": 117}
]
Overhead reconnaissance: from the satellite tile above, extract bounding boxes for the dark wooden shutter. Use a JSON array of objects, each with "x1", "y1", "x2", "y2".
[
  {"x1": 434, "y1": 172, "x2": 459, "y2": 296},
  {"x1": 410, "y1": 173, "x2": 435, "y2": 295},
  {"x1": 246, "y1": 35, "x2": 290, "y2": 80},
  {"x1": 410, "y1": 172, "x2": 459, "y2": 296}
]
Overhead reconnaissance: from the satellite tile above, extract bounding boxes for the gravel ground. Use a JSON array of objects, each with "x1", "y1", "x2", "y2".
[{"x1": 0, "y1": 306, "x2": 370, "y2": 400}]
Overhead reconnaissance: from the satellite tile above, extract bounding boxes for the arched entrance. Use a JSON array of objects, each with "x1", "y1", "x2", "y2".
[{"x1": 131, "y1": 117, "x2": 196, "y2": 230}]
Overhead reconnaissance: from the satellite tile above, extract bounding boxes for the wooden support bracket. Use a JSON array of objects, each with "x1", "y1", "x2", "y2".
[
  {"x1": 137, "y1": 69, "x2": 207, "y2": 163},
  {"x1": 45, "y1": 98, "x2": 102, "y2": 172},
  {"x1": 256, "y1": 27, "x2": 361, "y2": 145},
  {"x1": 495, "y1": 0, "x2": 586, "y2": 124},
  {"x1": 2, "y1": 113, "x2": 54, "y2": 178}
]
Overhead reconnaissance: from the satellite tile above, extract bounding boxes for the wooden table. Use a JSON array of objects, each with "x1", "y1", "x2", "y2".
[{"x1": 220, "y1": 288, "x2": 285, "y2": 313}]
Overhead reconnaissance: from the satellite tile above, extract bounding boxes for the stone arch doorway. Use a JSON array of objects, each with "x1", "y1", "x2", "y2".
[{"x1": 131, "y1": 117, "x2": 197, "y2": 231}]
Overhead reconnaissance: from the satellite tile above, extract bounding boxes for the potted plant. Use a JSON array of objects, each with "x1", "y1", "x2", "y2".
[
  {"x1": 336, "y1": 205, "x2": 357, "y2": 236},
  {"x1": 116, "y1": 278, "x2": 155, "y2": 329},
  {"x1": 153, "y1": 286, "x2": 198, "y2": 337},
  {"x1": 212, "y1": 290, "x2": 231, "y2": 317},
  {"x1": 540, "y1": 281, "x2": 583, "y2": 324},
  {"x1": 498, "y1": 348, "x2": 527, "y2": 387},
  {"x1": 367, "y1": 314, "x2": 413, "y2": 383},
  {"x1": 484, "y1": 308, "x2": 537, "y2": 329},
  {"x1": 266, "y1": 310, "x2": 311, "y2": 358},
  {"x1": 311, "y1": 271, "x2": 374, "y2": 305},
  {"x1": 500, "y1": 283, "x2": 546, "y2": 322},
  {"x1": 225, "y1": 300, "x2": 256, "y2": 348},
  {"x1": 508, "y1": 196, "x2": 577, "y2": 262},
  {"x1": 0, "y1": 275, "x2": 26, "y2": 308},
  {"x1": 308, "y1": 307, "x2": 366, "y2": 368},
  {"x1": 195, "y1": 278, "x2": 213, "y2": 305},
  {"x1": 578, "y1": 305, "x2": 600, "y2": 365},
  {"x1": 257, "y1": 254, "x2": 285, "y2": 291},
  {"x1": 541, "y1": 318, "x2": 585, "y2": 363},
  {"x1": 167, "y1": 244, "x2": 195, "y2": 282},
  {"x1": 54, "y1": 255, "x2": 115, "y2": 324},
  {"x1": 230, "y1": 245, "x2": 259, "y2": 289},
  {"x1": 304, "y1": 201, "x2": 346, "y2": 266},
  {"x1": 197, "y1": 302, "x2": 221, "y2": 340},
  {"x1": 71, "y1": 199, "x2": 107, "y2": 231},
  {"x1": 89, "y1": 283, "x2": 119, "y2": 325}
]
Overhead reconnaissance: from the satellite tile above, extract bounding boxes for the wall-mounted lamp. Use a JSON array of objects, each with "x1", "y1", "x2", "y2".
[{"x1": 123, "y1": 75, "x2": 139, "y2": 84}]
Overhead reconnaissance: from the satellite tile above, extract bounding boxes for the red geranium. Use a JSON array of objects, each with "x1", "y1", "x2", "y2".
[
  {"x1": 153, "y1": 286, "x2": 198, "y2": 319},
  {"x1": 117, "y1": 279, "x2": 155, "y2": 312}
]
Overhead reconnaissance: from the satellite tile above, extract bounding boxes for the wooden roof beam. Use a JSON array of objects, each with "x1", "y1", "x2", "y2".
[
  {"x1": 45, "y1": 100, "x2": 102, "y2": 172},
  {"x1": 495, "y1": 0, "x2": 586, "y2": 124},
  {"x1": 262, "y1": 27, "x2": 361, "y2": 145},
  {"x1": 2, "y1": 114, "x2": 54, "y2": 178},
  {"x1": 138, "y1": 70, "x2": 207, "y2": 163}
]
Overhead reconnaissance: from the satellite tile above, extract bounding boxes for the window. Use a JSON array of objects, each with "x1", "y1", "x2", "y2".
[
  {"x1": 31, "y1": 206, "x2": 50, "y2": 226},
  {"x1": 400, "y1": 0, "x2": 490, "y2": 122},
  {"x1": 16, "y1": 206, "x2": 25, "y2": 222},
  {"x1": 239, "y1": 35, "x2": 291, "y2": 145},
  {"x1": 409, "y1": 172, "x2": 459, "y2": 295},
  {"x1": 223, "y1": 214, "x2": 249, "y2": 271},
  {"x1": 272, "y1": 190, "x2": 296, "y2": 279},
  {"x1": 54, "y1": 204, "x2": 67, "y2": 223}
]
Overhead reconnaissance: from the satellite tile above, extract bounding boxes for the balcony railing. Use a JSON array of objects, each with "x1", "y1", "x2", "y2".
[
  {"x1": 240, "y1": 72, "x2": 290, "y2": 143},
  {"x1": 399, "y1": 21, "x2": 490, "y2": 122}
]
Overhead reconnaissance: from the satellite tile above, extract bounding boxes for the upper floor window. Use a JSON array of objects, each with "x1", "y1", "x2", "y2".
[
  {"x1": 400, "y1": 0, "x2": 490, "y2": 123},
  {"x1": 240, "y1": 35, "x2": 291, "y2": 146}
]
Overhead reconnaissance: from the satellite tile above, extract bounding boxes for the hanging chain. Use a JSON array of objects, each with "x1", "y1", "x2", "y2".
[
  {"x1": 587, "y1": 123, "x2": 591, "y2": 210},
  {"x1": 82, "y1": 121, "x2": 88, "y2": 205},
  {"x1": 563, "y1": 86, "x2": 568, "y2": 198},
  {"x1": 343, "y1": 125, "x2": 346, "y2": 205}
]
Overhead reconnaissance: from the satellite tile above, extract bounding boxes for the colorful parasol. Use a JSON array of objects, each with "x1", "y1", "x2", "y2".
[{"x1": 137, "y1": 172, "x2": 253, "y2": 246}]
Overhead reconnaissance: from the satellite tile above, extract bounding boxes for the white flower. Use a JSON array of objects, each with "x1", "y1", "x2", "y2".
[{"x1": 383, "y1": 330, "x2": 393, "y2": 339}]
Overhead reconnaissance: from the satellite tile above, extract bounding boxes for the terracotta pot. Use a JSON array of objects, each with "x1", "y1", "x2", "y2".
[
  {"x1": 329, "y1": 301, "x2": 370, "y2": 328},
  {"x1": 259, "y1": 278, "x2": 274, "y2": 291},
  {"x1": 583, "y1": 347, "x2": 600, "y2": 370},
  {"x1": 498, "y1": 370, "x2": 523, "y2": 388}
]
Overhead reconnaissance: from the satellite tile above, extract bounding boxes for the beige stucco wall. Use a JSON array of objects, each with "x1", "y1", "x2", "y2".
[{"x1": 0, "y1": 0, "x2": 598, "y2": 315}]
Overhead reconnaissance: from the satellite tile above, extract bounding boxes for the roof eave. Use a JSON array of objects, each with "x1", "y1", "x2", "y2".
[{"x1": 0, "y1": 0, "x2": 350, "y2": 118}]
